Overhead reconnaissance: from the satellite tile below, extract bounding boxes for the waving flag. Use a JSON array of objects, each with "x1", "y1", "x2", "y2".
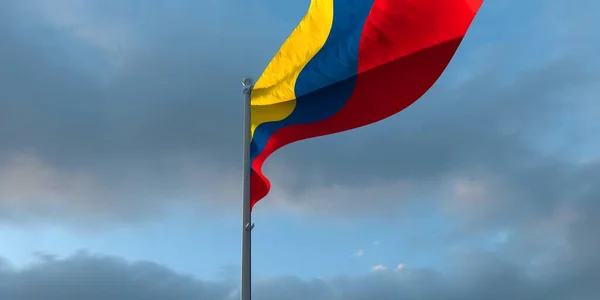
[{"x1": 249, "y1": 0, "x2": 483, "y2": 208}]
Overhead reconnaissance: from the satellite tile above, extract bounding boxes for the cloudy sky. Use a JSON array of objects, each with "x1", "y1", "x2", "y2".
[{"x1": 1, "y1": 0, "x2": 599, "y2": 299}]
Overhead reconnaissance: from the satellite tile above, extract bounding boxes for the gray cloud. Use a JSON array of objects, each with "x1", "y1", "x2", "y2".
[
  {"x1": 0, "y1": 0, "x2": 598, "y2": 230},
  {"x1": 1, "y1": 235, "x2": 599, "y2": 300},
  {"x1": 0, "y1": 0, "x2": 279, "y2": 224},
  {"x1": 275, "y1": 56, "x2": 598, "y2": 223},
  {"x1": 1, "y1": 0, "x2": 598, "y2": 298},
  {"x1": 0, "y1": 252, "x2": 233, "y2": 300}
]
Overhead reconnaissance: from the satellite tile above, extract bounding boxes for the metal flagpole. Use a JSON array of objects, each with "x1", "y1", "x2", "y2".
[{"x1": 241, "y1": 77, "x2": 254, "y2": 300}]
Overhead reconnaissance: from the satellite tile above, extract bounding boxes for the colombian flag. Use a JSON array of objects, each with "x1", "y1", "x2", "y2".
[{"x1": 250, "y1": 0, "x2": 483, "y2": 208}]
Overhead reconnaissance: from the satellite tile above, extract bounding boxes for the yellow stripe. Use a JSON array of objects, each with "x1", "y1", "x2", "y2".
[{"x1": 250, "y1": 0, "x2": 334, "y2": 139}]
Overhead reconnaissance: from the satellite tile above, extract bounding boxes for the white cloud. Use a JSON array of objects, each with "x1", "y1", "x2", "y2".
[
  {"x1": 354, "y1": 249, "x2": 365, "y2": 258},
  {"x1": 395, "y1": 264, "x2": 405, "y2": 271},
  {"x1": 371, "y1": 264, "x2": 387, "y2": 272}
]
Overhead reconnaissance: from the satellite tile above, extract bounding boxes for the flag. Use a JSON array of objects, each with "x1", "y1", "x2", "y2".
[{"x1": 249, "y1": 0, "x2": 483, "y2": 208}]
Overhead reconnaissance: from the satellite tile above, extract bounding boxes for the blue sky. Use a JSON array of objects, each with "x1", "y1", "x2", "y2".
[
  {"x1": 0, "y1": 0, "x2": 599, "y2": 299},
  {"x1": 0, "y1": 199, "x2": 453, "y2": 279}
]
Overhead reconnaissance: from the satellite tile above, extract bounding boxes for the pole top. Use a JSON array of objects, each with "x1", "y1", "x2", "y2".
[
  {"x1": 242, "y1": 77, "x2": 254, "y2": 88},
  {"x1": 242, "y1": 77, "x2": 253, "y2": 99}
]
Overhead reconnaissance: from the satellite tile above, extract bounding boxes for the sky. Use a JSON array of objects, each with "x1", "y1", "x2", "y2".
[{"x1": 0, "y1": 0, "x2": 599, "y2": 299}]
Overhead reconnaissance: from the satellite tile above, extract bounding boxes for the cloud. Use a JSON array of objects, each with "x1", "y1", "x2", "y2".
[
  {"x1": 354, "y1": 249, "x2": 365, "y2": 258},
  {"x1": 0, "y1": 252, "x2": 233, "y2": 300},
  {"x1": 0, "y1": 0, "x2": 598, "y2": 232},
  {"x1": 0, "y1": 0, "x2": 278, "y2": 224},
  {"x1": 370, "y1": 265, "x2": 386, "y2": 272},
  {"x1": 395, "y1": 264, "x2": 405, "y2": 272},
  {"x1": 0, "y1": 0, "x2": 598, "y2": 298},
  {"x1": 1, "y1": 239, "x2": 599, "y2": 300}
]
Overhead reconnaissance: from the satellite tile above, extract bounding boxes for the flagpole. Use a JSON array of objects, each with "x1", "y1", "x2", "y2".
[{"x1": 241, "y1": 77, "x2": 254, "y2": 300}]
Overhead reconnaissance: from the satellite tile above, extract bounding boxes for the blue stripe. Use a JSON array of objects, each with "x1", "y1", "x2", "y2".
[{"x1": 250, "y1": 0, "x2": 376, "y2": 163}]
